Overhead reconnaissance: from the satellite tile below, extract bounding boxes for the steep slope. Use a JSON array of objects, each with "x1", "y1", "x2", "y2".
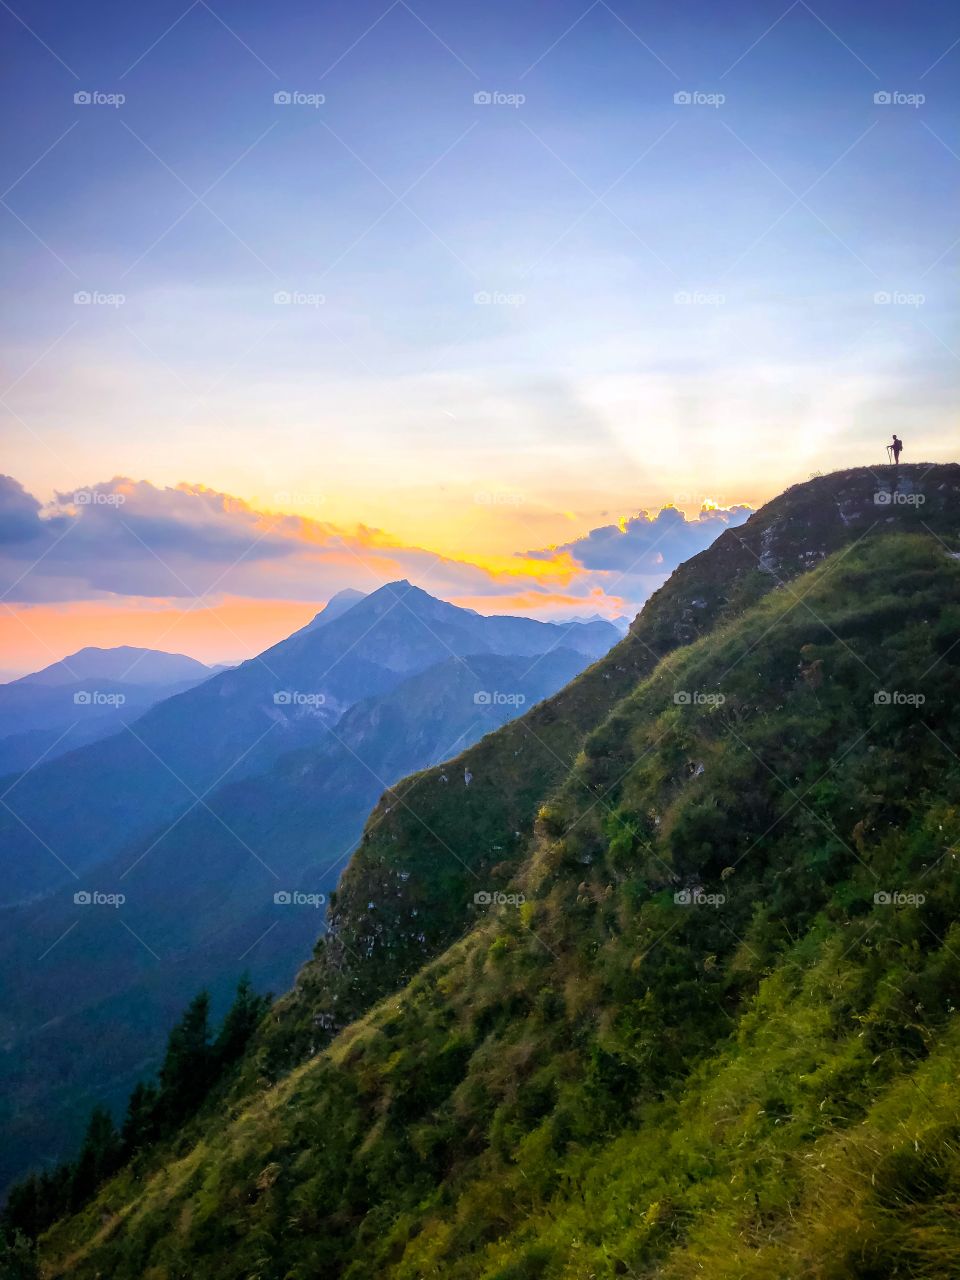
[
  {"x1": 0, "y1": 648, "x2": 589, "y2": 1193},
  {"x1": 259, "y1": 463, "x2": 960, "y2": 1071},
  {"x1": 0, "y1": 584, "x2": 618, "y2": 905},
  {"x1": 36, "y1": 525, "x2": 960, "y2": 1278}
]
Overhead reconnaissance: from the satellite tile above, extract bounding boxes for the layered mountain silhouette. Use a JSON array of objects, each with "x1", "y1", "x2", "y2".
[
  {"x1": 0, "y1": 647, "x2": 219, "y2": 776},
  {"x1": 0, "y1": 581, "x2": 618, "y2": 907},
  {"x1": 0, "y1": 589, "x2": 618, "y2": 1190},
  {"x1": 17, "y1": 465, "x2": 960, "y2": 1280}
]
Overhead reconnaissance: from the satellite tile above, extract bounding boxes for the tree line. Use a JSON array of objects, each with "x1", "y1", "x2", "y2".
[{"x1": 1, "y1": 976, "x2": 270, "y2": 1257}]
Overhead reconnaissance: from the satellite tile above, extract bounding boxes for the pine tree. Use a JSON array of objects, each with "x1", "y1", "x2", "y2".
[
  {"x1": 69, "y1": 1107, "x2": 120, "y2": 1211},
  {"x1": 120, "y1": 1080, "x2": 159, "y2": 1158},
  {"x1": 213, "y1": 974, "x2": 271, "y2": 1071},
  {"x1": 157, "y1": 990, "x2": 213, "y2": 1128},
  {"x1": 2, "y1": 1175, "x2": 40, "y2": 1241}
]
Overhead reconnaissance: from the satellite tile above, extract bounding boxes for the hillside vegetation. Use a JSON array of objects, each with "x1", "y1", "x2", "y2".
[
  {"x1": 33, "y1": 480, "x2": 960, "y2": 1278},
  {"x1": 258, "y1": 464, "x2": 960, "y2": 1073}
]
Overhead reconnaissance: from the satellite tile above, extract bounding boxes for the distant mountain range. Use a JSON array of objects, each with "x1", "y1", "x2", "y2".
[
  {"x1": 0, "y1": 585, "x2": 620, "y2": 1189},
  {"x1": 14, "y1": 645, "x2": 214, "y2": 686},
  {"x1": 0, "y1": 646, "x2": 221, "y2": 776},
  {"x1": 0, "y1": 580, "x2": 618, "y2": 908}
]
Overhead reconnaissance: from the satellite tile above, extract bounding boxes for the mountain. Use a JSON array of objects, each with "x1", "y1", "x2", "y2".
[
  {"x1": 0, "y1": 648, "x2": 588, "y2": 1193},
  {"x1": 296, "y1": 587, "x2": 368, "y2": 632},
  {"x1": 0, "y1": 598, "x2": 617, "y2": 1190},
  {"x1": 20, "y1": 465, "x2": 960, "y2": 1279},
  {"x1": 0, "y1": 584, "x2": 620, "y2": 906},
  {"x1": 14, "y1": 646, "x2": 211, "y2": 686},
  {"x1": 0, "y1": 647, "x2": 218, "y2": 776},
  {"x1": 260, "y1": 464, "x2": 960, "y2": 1067},
  {"x1": 566, "y1": 611, "x2": 630, "y2": 633}
]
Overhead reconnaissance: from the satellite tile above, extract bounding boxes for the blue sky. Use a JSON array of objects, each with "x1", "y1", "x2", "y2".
[{"x1": 0, "y1": 0, "x2": 957, "y2": 663}]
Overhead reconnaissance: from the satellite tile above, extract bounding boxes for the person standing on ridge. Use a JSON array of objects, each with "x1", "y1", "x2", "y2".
[{"x1": 891, "y1": 434, "x2": 903, "y2": 465}]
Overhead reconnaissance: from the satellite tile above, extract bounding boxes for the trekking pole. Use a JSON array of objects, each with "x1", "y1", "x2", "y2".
[{"x1": 885, "y1": 445, "x2": 893, "y2": 464}]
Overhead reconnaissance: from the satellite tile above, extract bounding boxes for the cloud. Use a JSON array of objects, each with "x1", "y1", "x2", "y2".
[
  {"x1": 525, "y1": 503, "x2": 753, "y2": 608},
  {"x1": 0, "y1": 477, "x2": 751, "y2": 621},
  {"x1": 0, "y1": 476, "x2": 568, "y2": 607},
  {"x1": 547, "y1": 504, "x2": 753, "y2": 572}
]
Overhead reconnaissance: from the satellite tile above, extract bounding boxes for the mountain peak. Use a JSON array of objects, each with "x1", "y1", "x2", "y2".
[
  {"x1": 14, "y1": 645, "x2": 211, "y2": 687},
  {"x1": 301, "y1": 587, "x2": 368, "y2": 633}
]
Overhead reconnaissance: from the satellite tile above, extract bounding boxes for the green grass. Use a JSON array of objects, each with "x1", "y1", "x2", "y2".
[{"x1": 36, "y1": 528, "x2": 960, "y2": 1279}]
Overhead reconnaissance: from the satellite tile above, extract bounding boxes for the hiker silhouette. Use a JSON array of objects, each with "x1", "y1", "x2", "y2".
[{"x1": 891, "y1": 434, "x2": 903, "y2": 465}]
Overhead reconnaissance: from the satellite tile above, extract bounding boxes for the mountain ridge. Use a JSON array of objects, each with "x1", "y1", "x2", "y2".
[
  {"x1": 258, "y1": 463, "x2": 960, "y2": 1071},
  {"x1": 0, "y1": 588, "x2": 620, "y2": 906},
  {"x1": 28, "y1": 470, "x2": 960, "y2": 1277}
]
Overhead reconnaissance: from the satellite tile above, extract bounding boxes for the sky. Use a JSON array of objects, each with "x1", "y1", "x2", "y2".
[{"x1": 1, "y1": 0, "x2": 957, "y2": 673}]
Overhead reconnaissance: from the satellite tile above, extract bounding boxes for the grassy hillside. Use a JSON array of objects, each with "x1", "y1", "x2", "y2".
[
  {"x1": 258, "y1": 464, "x2": 960, "y2": 1074},
  {"x1": 36, "y1": 524, "x2": 960, "y2": 1278}
]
